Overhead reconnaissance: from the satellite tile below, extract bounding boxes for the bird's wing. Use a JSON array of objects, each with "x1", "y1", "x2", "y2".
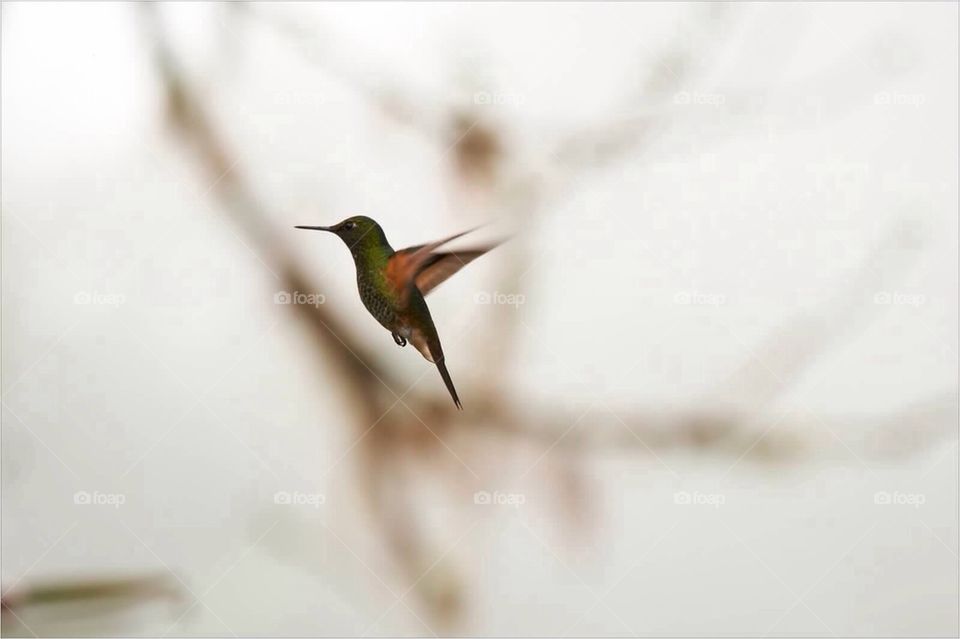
[
  {"x1": 401, "y1": 226, "x2": 479, "y2": 262},
  {"x1": 387, "y1": 227, "x2": 501, "y2": 298},
  {"x1": 412, "y1": 247, "x2": 500, "y2": 296}
]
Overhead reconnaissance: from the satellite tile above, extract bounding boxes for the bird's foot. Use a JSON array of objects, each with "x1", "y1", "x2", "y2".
[{"x1": 392, "y1": 332, "x2": 407, "y2": 347}]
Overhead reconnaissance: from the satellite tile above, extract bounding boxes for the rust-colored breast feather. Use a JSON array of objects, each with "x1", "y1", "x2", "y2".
[{"x1": 384, "y1": 250, "x2": 418, "y2": 295}]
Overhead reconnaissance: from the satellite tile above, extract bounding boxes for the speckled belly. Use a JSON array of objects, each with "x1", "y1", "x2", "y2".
[{"x1": 357, "y1": 276, "x2": 397, "y2": 331}]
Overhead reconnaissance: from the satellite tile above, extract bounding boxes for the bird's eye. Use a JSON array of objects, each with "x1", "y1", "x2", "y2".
[{"x1": 342, "y1": 221, "x2": 356, "y2": 231}]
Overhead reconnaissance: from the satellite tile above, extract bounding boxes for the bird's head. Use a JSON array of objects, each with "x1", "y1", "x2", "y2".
[{"x1": 296, "y1": 215, "x2": 384, "y2": 245}]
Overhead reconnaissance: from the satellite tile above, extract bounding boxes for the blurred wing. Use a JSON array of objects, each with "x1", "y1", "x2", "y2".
[
  {"x1": 387, "y1": 227, "x2": 499, "y2": 299},
  {"x1": 414, "y1": 248, "x2": 498, "y2": 296},
  {"x1": 402, "y1": 227, "x2": 478, "y2": 260}
]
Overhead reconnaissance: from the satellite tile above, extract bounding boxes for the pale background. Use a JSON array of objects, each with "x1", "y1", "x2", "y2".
[{"x1": 2, "y1": 2, "x2": 958, "y2": 637}]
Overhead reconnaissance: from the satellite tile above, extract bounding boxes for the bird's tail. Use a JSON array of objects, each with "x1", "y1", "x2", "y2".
[{"x1": 435, "y1": 357, "x2": 461, "y2": 410}]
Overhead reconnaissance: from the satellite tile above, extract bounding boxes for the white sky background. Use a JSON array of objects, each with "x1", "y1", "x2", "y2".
[{"x1": 2, "y1": 2, "x2": 958, "y2": 636}]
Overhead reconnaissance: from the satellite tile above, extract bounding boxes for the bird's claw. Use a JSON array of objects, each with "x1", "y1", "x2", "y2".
[{"x1": 392, "y1": 332, "x2": 407, "y2": 347}]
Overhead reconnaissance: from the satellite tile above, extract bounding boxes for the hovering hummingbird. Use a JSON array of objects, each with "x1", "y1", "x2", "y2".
[{"x1": 295, "y1": 216, "x2": 500, "y2": 409}]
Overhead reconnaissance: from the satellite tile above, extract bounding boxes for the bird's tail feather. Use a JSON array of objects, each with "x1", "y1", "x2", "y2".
[{"x1": 435, "y1": 357, "x2": 461, "y2": 410}]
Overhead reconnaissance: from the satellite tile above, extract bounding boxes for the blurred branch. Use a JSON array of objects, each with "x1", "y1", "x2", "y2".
[
  {"x1": 141, "y1": 5, "x2": 403, "y2": 427},
  {"x1": 1, "y1": 573, "x2": 181, "y2": 624},
  {"x1": 140, "y1": 7, "x2": 471, "y2": 626}
]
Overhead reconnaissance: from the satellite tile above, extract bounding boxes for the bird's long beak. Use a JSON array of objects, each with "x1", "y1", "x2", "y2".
[{"x1": 294, "y1": 225, "x2": 334, "y2": 232}]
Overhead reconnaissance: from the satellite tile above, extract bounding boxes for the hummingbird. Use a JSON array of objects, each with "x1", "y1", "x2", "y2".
[{"x1": 295, "y1": 216, "x2": 500, "y2": 409}]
